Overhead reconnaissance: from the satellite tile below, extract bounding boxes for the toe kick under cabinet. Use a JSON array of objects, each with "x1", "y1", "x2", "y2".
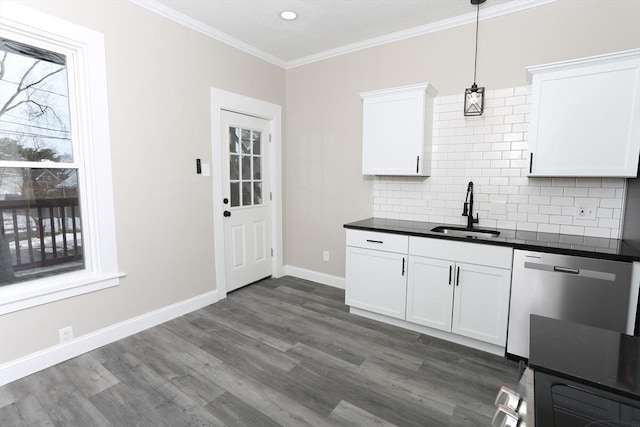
[{"x1": 345, "y1": 229, "x2": 514, "y2": 354}]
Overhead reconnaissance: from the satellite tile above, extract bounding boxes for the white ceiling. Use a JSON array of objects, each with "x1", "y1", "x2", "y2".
[{"x1": 132, "y1": 0, "x2": 556, "y2": 68}]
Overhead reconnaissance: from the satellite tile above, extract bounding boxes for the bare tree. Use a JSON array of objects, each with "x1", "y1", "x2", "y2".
[{"x1": 0, "y1": 50, "x2": 65, "y2": 120}]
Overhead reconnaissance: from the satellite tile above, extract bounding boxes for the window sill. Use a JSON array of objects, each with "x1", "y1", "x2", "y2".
[{"x1": 0, "y1": 271, "x2": 126, "y2": 315}]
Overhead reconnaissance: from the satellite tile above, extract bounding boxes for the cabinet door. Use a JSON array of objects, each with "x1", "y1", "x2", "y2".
[
  {"x1": 345, "y1": 247, "x2": 407, "y2": 319},
  {"x1": 360, "y1": 84, "x2": 436, "y2": 176},
  {"x1": 406, "y1": 256, "x2": 454, "y2": 331},
  {"x1": 362, "y1": 92, "x2": 424, "y2": 175},
  {"x1": 451, "y1": 263, "x2": 511, "y2": 346},
  {"x1": 528, "y1": 53, "x2": 640, "y2": 177}
]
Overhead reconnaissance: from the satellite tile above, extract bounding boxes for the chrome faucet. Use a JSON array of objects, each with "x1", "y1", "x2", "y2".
[{"x1": 462, "y1": 181, "x2": 479, "y2": 229}]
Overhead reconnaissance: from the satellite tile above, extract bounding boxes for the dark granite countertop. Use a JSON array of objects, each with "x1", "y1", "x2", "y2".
[
  {"x1": 529, "y1": 315, "x2": 640, "y2": 400},
  {"x1": 344, "y1": 217, "x2": 640, "y2": 262}
]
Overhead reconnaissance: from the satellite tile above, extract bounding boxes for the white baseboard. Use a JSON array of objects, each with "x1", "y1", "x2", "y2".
[
  {"x1": 283, "y1": 265, "x2": 345, "y2": 289},
  {"x1": 0, "y1": 289, "x2": 220, "y2": 386}
]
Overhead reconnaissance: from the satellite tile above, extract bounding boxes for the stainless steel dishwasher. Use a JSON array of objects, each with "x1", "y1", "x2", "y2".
[{"x1": 507, "y1": 249, "x2": 634, "y2": 359}]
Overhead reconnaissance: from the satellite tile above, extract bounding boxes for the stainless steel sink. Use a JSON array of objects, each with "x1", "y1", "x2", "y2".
[{"x1": 430, "y1": 225, "x2": 500, "y2": 238}]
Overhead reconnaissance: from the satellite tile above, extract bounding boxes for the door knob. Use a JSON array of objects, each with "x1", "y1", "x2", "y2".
[
  {"x1": 223, "y1": 211, "x2": 231, "y2": 217},
  {"x1": 223, "y1": 198, "x2": 229, "y2": 204}
]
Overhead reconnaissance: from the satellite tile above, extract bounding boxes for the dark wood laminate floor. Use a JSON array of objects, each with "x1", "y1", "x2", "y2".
[{"x1": 0, "y1": 276, "x2": 520, "y2": 426}]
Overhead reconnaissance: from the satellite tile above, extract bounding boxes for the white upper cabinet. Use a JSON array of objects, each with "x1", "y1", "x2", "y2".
[
  {"x1": 527, "y1": 49, "x2": 640, "y2": 177},
  {"x1": 360, "y1": 83, "x2": 438, "y2": 176}
]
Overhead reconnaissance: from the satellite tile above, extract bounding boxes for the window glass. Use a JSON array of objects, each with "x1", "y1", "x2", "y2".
[
  {"x1": 0, "y1": 38, "x2": 83, "y2": 284},
  {"x1": 0, "y1": 38, "x2": 73, "y2": 162},
  {"x1": 228, "y1": 125, "x2": 263, "y2": 209}
]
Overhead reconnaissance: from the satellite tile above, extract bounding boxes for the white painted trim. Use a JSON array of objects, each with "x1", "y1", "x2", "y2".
[
  {"x1": 210, "y1": 89, "x2": 283, "y2": 299},
  {"x1": 0, "y1": 289, "x2": 220, "y2": 386},
  {"x1": 350, "y1": 307, "x2": 505, "y2": 356},
  {"x1": 288, "y1": 0, "x2": 558, "y2": 68},
  {"x1": 283, "y1": 265, "x2": 345, "y2": 290},
  {"x1": 128, "y1": 0, "x2": 286, "y2": 68},
  {"x1": 526, "y1": 48, "x2": 640, "y2": 80},
  {"x1": 128, "y1": 0, "x2": 557, "y2": 70},
  {"x1": 0, "y1": 2, "x2": 122, "y2": 314},
  {"x1": 0, "y1": 272, "x2": 125, "y2": 315}
]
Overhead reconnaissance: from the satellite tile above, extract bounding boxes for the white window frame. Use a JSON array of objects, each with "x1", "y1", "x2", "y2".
[{"x1": 0, "y1": 2, "x2": 122, "y2": 315}]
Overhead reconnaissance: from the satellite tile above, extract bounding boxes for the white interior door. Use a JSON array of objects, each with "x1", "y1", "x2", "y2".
[{"x1": 221, "y1": 110, "x2": 271, "y2": 292}]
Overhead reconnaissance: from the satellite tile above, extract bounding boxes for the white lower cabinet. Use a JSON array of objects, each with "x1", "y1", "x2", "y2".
[
  {"x1": 452, "y1": 262, "x2": 511, "y2": 345},
  {"x1": 406, "y1": 256, "x2": 454, "y2": 331},
  {"x1": 345, "y1": 230, "x2": 409, "y2": 320},
  {"x1": 345, "y1": 230, "x2": 513, "y2": 350},
  {"x1": 406, "y1": 258, "x2": 512, "y2": 346},
  {"x1": 345, "y1": 246, "x2": 407, "y2": 319}
]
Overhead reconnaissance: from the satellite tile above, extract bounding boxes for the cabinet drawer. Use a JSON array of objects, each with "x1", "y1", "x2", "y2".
[
  {"x1": 409, "y1": 237, "x2": 512, "y2": 269},
  {"x1": 346, "y1": 229, "x2": 408, "y2": 253}
]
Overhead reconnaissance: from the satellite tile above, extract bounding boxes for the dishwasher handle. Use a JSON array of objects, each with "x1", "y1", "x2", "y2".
[
  {"x1": 553, "y1": 266, "x2": 580, "y2": 275},
  {"x1": 524, "y1": 261, "x2": 616, "y2": 281}
]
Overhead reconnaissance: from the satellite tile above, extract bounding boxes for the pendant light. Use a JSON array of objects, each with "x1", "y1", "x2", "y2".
[{"x1": 464, "y1": 0, "x2": 486, "y2": 116}]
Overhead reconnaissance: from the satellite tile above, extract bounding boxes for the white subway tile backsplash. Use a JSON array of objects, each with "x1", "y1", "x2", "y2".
[
  {"x1": 494, "y1": 88, "x2": 515, "y2": 98},
  {"x1": 589, "y1": 188, "x2": 616, "y2": 198},
  {"x1": 539, "y1": 205, "x2": 562, "y2": 215},
  {"x1": 564, "y1": 187, "x2": 589, "y2": 197},
  {"x1": 372, "y1": 86, "x2": 627, "y2": 238},
  {"x1": 561, "y1": 225, "x2": 585, "y2": 235}
]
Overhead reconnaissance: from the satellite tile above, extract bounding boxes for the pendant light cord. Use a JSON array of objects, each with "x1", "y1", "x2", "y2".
[{"x1": 473, "y1": 2, "x2": 480, "y2": 85}]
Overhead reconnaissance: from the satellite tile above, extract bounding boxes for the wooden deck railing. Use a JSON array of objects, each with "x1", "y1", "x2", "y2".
[{"x1": 0, "y1": 197, "x2": 82, "y2": 272}]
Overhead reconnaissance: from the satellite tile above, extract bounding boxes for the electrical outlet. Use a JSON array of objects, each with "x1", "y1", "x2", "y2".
[
  {"x1": 59, "y1": 326, "x2": 73, "y2": 344},
  {"x1": 424, "y1": 198, "x2": 432, "y2": 211},
  {"x1": 575, "y1": 203, "x2": 597, "y2": 220},
  {"x1": 323, "y1": 250, "x2": 330, "y2": 262}
]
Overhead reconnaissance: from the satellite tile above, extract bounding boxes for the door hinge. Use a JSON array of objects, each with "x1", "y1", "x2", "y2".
[
  {"x1": 269, "y1": 133, "x2": 272, "y2": 142},
  {"x1": 271, "y1": 248, "x2": 274, "y2": 257},
  {"x1": 270, "y1": 192, "x2": 272, "y2": 201}
]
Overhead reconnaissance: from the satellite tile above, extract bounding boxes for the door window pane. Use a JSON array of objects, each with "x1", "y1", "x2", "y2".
[
  {"x1": 253, "y1": 132, "x2": 261, "y2": 155},
  {"x1": 230, "y1": 182, "x2": 240, "y2": 207},
  {"x1": 230, "y1": 155, "x2": 239, "y2": 180},
  {"x1": 253, "y1": 182, "x2": 262, "y2": 205},
  {"x1": 253, "y1": 157, "x2": 261, "y2": 180},
  {"x1": 241, "y1": 156, "x2": 251, "y2": 180},
  {"x1": 229, "y1": 128, "x2": 239, "y2": 154},
  {"x1": 242, "y1": 182, "x2": 251, "y2": 206},
  {"x1": 241, "y1": 129, "x2": 251, "y2": 154}
]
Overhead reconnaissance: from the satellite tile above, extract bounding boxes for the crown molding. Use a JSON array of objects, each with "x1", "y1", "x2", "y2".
[
  {"x1": 129, "y1": 0, "x2": 558, "y2": 70},
  {"x1": 128, "y1": 0, "x2": 287, "y2": 68},
  {"x1": 286, "y1": 0, "x2": 558, "y2": 69},
  {"x1": 525, "y1": 48, "x2": 640, "y2": 80}
]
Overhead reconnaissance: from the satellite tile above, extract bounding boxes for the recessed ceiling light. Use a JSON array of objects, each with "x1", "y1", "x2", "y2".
[{"x1": 280, "y1": 10, "x2": 298, "y2": 21}]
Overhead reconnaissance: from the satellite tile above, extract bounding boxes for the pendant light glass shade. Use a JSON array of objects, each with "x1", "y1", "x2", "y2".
[{"x1": 464, "y1": 84, "x2": 485, "y2": 116}]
